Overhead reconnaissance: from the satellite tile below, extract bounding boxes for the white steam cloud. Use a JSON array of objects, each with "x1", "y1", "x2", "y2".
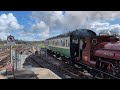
[{"x1": 31, "y1": 11, "x2": 120, "y2": 37}]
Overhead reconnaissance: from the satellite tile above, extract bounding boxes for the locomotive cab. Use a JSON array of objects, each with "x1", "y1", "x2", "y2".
[
  {"x1": 70, "y1": 36, "x2": 85, "y2": 61},
  {"x1": 70, "y1": 29, "x2": 96, "y2": 65}
]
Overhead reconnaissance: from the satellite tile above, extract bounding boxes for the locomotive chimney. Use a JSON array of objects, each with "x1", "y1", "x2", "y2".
[{"x1": 110, "y1": 37, "x2": 119, "y2": 43}]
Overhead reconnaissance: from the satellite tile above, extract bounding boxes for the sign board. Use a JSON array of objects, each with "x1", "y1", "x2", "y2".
[{"x1": 7, "y1": 35, "x2": 15, "y2": 45}]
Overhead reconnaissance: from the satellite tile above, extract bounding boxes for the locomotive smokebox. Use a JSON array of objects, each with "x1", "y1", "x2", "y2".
[{"x1": 110, "y1": 37, "x2": 119, "y2": 43}]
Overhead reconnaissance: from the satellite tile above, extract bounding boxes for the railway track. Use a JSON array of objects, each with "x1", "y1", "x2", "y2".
[
  {"x1": 0, "y1": 54, "x2": 9, "y2": 61},
  {"x1": 30, "y1": 52, "x2": 93, "y2": 79},
  {"x1": 39, "y1": 54, "x2": 93, "y2": 79},
  {"x1": 0, "y1": 51, "x2": 9, "y2": 56},
  {"x1": 0, "y1": 51, "x2": 10, "y2": 70},
  {"x1": 29, "y1": 56, "x2": 45, "y2": 68},
  {"x1": 29, "y1": 55, "x2": 82, "y2": 79},
  {"x1": 13, "y1": 46, "x2": 92, "y2": 79},
  {"x1": 0, "y1": 55, "x2": 10, "y2": 69},
  {"x1": 45, "y1": 50, "x2": 120, "y2": 79}
]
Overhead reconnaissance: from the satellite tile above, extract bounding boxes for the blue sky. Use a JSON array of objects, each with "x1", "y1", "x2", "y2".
[
  {"x1": 0, "y1": 11, "x2": 120, "y2": 41},
  {"x1": 0, "y1": 11, "x2": 65, "y2": 41},
  {"x1": 0, "y1": 11, "x2": 33, "y2": 30}
]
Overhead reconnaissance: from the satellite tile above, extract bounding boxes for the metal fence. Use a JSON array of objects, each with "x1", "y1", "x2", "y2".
[
  {"x1": 12, "y1": 47, "x2": 47, "y2": 70},
  {"x1": 39, "y1": 48, "x2": 47, "y2": 57},
  {"x1": 12, "y1": 50, "x2": 28, "y2": 70}
]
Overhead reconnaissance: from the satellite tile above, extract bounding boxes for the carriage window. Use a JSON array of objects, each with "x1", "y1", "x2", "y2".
[
  {"x1": 68, "y1": 41, "x2": 70, "y2": 47},
  {"x1": 59, "y1": 40, "x2": 61, "y2": 46},
  {"x1": 55, "y1": 41, "x2": 56, "y2": 46},
  {"x1": 56, "y1": 40, "x2": 58, "y2": 46},
  {"x1": 72, "y1": 39, "x2": 78, "y2": 44},
  {"x1": 48, "y1": 41, "x2": 49, "y2": 45},
  {"x1": 58, "y1": 40, "x2": 59, "y2": 46},
  {"x1": 63, "y1": 39, "x2": 65, "y2": 47},
  {"x1": 61, "y1": 40, "x2": 62, "y2": 46},
  {"x1": 53, "y1": 41, "x2": 54, "y2": 46},
  {"x1": 55, "y1": 40, "x2": 56, "y2": 46},
  {"x1": 66, "y1": 40, "x2": 67, "y2": 47}
]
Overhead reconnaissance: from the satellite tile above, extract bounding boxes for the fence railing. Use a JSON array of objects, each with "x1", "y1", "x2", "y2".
[{"x1": 12, "y1": 50, "x2": 29, "y2": 70}]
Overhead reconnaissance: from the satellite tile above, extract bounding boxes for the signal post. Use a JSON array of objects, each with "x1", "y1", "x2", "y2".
[{"x1": 7, "y1": 35, "x2": 15, "y2": 78}]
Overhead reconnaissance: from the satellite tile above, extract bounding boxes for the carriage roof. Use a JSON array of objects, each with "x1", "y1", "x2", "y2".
[
  {"x1": 70, "y1": 29, "x2": 96, "y2": 37},
  {"x1": 46, "y1": 29, "x2": 96, "y2": 40},
  {"x1": 46, "y1": 32, "x2": 71, "y2": 40}
]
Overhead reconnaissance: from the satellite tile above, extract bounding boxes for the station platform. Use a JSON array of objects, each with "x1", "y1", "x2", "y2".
[
  {"x1": 30, "y1": 68, "x2": 61, "y2": 79},
  {"x1": 13, "y1": 67, "x2": 61, "y2": 79},
  {"x1": 0, "y1": 75, "x2": 7, "y2": 79}
]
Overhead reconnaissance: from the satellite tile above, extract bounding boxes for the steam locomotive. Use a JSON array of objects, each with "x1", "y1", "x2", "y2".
[{"x1": 45, "y1": 29, "x2": 120, "y2": 79}]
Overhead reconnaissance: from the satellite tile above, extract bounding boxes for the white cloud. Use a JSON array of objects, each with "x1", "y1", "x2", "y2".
[
  {"x1": 31, "y1": 21, "x2": 49, "y2": 33},
  {"x1": 31, "y1": 21, "x2": 50, "y2": 39},
  {"x1": 17, "y1": 21, "x2": 50, "y2": 41},
  {"x1": 31, "y1": 11, "x2": 120, "y2": 34},
  {"x1": 0, "y1": 32, "x2": 10, "y2": 40},
  {"x1": 31, "y1": 11, "x2": 64, "y2": 25},
  {"x1": 0, "y1": 13, "x2": 23, "y2": 31},
  {"x1": 18, "y1": 33, "x2": 36, "y2": 41},
  {"x1": 90, "y1": 21, "x2": 120, "y2": 35},
  {"x1": 31, "y1": 11, "x2": 65, "y2": 32},
  {"x1": 0, "y1": 13, "x2": 23, "y2": 40},
  {"x1": 1, "y1": 11, "x2": 119, "y2": 41},
  {"x1": 2, "y1": 11, "x2": 120, "y2": 41},
  {"x1": 91, "y1": 21, "x2": 110, "y2": 29}
]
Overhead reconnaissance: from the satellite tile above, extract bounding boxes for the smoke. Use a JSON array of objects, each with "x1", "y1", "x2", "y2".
[
  {"x1": 90, "y1": 21, "x2": 120, "y2": 35},
  {"x1": 31, "y1": 11, "x2": 120, "y2": 35}
]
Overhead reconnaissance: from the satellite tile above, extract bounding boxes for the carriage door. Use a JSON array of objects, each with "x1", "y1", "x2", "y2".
[
  {"x1": 70, "y1": 36, "x2": 79, "y2": 61},
  {"x1": 79, "y1": 38, "x2": 84, "y2": 60}
]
